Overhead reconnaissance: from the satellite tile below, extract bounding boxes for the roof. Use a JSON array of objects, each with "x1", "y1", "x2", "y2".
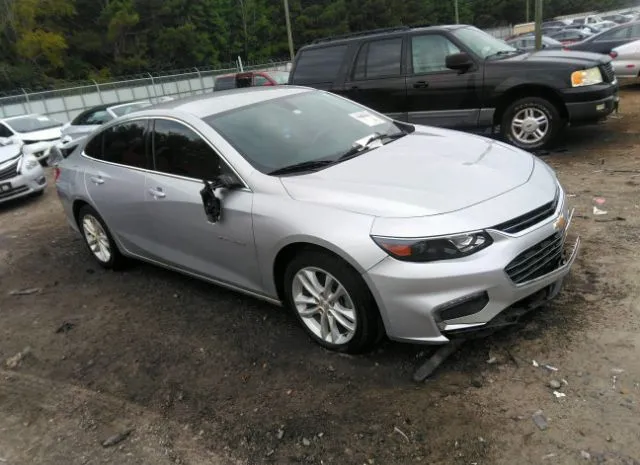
[
  {"x1": 307, "y1": 24, "x2": 466, "y2": 46},
  {"x1": 147, "y1": 86, "x2": 312, "y2": 118}
]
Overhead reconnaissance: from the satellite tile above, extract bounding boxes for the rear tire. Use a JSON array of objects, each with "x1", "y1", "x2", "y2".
[
  {"x1": 283, "y1": 249, "x2": 384, "y2": 353},
  {"x1": 501, "y1": 97, "x2": 562, "y2": 151},
  {"x1": 77, "y1": 205, "x2": 126, "y2": 270}
]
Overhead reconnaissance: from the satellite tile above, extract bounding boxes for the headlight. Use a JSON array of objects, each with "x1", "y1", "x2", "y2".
[
  {"x1": 22, "y1": 156, "x2": 40, "y2": 171},
  {"x1": 371, "y1": 231, "x2": 493, "y2": 263},
  {"x1": 571, "y1": 67, "x2": 603, "y2": 87}
]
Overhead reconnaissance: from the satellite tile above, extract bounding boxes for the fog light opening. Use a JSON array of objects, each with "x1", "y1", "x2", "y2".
[{"x1": 436, "y1": 291, "x2": 490, "y2": 325}]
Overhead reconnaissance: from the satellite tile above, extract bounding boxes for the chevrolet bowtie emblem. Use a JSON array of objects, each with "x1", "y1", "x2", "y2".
[{"x1": 553, "y1": 214, "x2": 567, "y2": 232}]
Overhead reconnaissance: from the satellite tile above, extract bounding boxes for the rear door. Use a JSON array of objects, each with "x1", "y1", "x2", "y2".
[
  {"x1": 83, "y1": 119, "x2": 152, "y2": 255},
  {"x1": 143, "y1": 118, "x2": 261, "y2": 292},
  {"x1": 342, "y1": 36, "x2": 407, "y2": 121},
  {"x1": 405, "y1": 32, "x2": 483, "y2": 128}
]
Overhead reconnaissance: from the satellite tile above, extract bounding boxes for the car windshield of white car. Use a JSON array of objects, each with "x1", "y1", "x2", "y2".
[
  {"x1": 205, "y1": 91, "x2": 407, "y2": 174},
  {"x1": 6, "y1": 115, "x2": 62, "y2": 133}
]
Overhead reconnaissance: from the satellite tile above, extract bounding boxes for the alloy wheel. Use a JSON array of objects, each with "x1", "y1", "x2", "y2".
[
  {"x1": 511, "y1": 107, "x2": 549, "y2": 144},
  {"x1": 82, "y1": 214, "x2": 111, "y2": 263}
]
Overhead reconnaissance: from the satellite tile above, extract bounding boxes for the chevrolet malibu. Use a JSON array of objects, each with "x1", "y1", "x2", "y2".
[{"x1": 54, "y1": 87, "x2": 580, "y2": 353}]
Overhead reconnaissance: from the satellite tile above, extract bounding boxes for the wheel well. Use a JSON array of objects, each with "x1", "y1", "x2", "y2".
[
  {"x1": 72, "y1": 199, "x2": 89, "y2": 226},
  {"x1": 272, "y1": 242, "x2": 355, "y2": 302},
  {"x1": 493, "y1": 85, "x2": 569, "y2": 126}
]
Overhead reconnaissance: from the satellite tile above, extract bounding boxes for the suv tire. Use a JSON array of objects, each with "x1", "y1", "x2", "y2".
[
  {"x1": 501, "y1": 97, "x2": 562, "y2": 150},
  {"x1": 283, "y1": 249, "x2": 384, "y2": 353}
]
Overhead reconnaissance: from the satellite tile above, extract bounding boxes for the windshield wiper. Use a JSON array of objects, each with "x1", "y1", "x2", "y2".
[
  {"x1": 269, "y1": 159, "x2": 335, "y2": 176},
  {"x1": 336, "y1": 131, "x2": 407, "y2": 162},
  {"x1": 485, "y1": 50, "x2": 521, "y2": 60}
]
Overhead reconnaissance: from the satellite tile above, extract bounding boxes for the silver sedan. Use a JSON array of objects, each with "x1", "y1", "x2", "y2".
[
  {"x1": 611, "y1": 39, "x2": 640, "y2": 78},
  {"x1": 54, "y1": 87, "x2": 579, "y2": 353}
]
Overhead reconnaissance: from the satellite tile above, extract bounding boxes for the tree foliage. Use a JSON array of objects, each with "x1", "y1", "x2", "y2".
[{"x1": 0, "y1": 0, "x2": 636, "y2": 91}]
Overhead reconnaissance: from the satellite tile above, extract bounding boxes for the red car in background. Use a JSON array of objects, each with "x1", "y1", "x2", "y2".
[{"x1": 214, "y1": 70, "x2": 290, "y2": 91}]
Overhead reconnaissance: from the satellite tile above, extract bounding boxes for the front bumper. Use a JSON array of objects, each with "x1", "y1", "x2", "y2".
[
  {"x1": 364, "y1": 202, "x2": 579, "y2": 344},
  {"x1": 0, "y1": 167, "x2": 47, "y2": 204},
  {"x1": 563, "y1": 82, "x2": 619, "y2": 122}
]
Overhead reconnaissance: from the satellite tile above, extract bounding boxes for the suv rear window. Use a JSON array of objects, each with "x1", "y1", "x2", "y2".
[
  {"x1": 291, "y1": 45, "x2": 347, "y2": 85},
  {"x1": 214, "y1": 76, "x2": 237, "y2": 91}
]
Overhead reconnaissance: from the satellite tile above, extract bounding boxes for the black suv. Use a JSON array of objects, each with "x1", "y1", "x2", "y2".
[{"x1": 289, "y1": 25, "x2": 619, "y2": 150}]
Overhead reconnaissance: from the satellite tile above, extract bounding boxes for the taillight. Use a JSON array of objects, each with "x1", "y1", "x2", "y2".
[
  {"x1": 53, "y1": 167, "x2": 61, "y2": 181},
  {"x1": 610, "y1": 51, "x2": 618, "y2": 58}
]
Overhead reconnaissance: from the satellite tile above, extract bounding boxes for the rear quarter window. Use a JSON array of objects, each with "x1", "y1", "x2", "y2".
[
  {"x1": 214, "y1": 76, "x2": 237, "y2": 91},
  {"x1": 291, "y1": 45, "x2": 348, "y2": 85}
]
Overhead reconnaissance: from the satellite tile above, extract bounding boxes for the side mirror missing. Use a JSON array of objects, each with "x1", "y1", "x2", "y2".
[
  {"x1": 445, "y1": 52, "x2": 474, "y2": 72},
  {"x1": 199, "y1": 174, "x2": 241, "y2": 223}
]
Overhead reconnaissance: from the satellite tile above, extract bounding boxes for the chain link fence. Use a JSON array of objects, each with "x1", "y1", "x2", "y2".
[{"x1": 0, "y1": 60, "x2": 291, "y2": 123}]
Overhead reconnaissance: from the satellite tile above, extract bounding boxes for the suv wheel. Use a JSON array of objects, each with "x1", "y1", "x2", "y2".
[
  {"x1": 77, "y1": 205, "x2": 125, "y2": 269},
  {"x1": 283, "y1": 250, "x2": 384, "y2": 353},
  {"x1": 501, "y1": 97, "x2": 561, "y2": 150}
]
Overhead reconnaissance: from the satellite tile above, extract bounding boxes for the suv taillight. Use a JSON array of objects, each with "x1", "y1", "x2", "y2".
[
  {"x1": 610, "y1": 51, "x2": 618, "y2": 58},
  {"x1": 53, "y1": 167, "x2": 61, "y2": 181}
]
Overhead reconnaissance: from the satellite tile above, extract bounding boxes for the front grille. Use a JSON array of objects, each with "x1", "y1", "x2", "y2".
[
  {"x1": 600, "y1": 62, "x2": 615, "y2": 83},
  {"x1": 0, "y1": 159, "x2": 19, "y2": 181},
  {"x1": 493, "y1": 196, "x2": 559, "y2": 234},
  {"x1": 0, "y1": 185, "x2": 28, "y2": 200},
  {"x1": 505, "y1": 232, "x2": 564, "y2": 284}
]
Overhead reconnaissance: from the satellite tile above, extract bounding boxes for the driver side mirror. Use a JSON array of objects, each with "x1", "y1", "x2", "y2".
[
  {"x1": 445, "y1": 52, "x2": 474, "y2": 72},
  {"x1": 199, "y1": 174, "x2": 242, "y2": 223},
  {"x1": 0, "y1": 137, "x2": 14, "y2": 146}
]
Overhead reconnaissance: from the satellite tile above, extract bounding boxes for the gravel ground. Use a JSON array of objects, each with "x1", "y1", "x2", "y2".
[{"x1": 1, "y1": 84, "x2": 640, "y2": 465}]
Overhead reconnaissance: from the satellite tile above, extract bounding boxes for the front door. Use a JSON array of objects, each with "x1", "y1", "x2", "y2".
[
  {"x1": 341, "y1": 36, "x2": 407, "y2": 121},
  {"x1": 144, "y1": 118, "x2": 261, "y2": 293},
  {"x1": 405, "y1": 33, "x2": 483, "y2": 129},
  {"x1": 83, "y1": 119, "x2": 152, "y2": 256}
]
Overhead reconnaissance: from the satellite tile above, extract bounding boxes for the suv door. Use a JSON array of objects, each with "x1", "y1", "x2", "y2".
[
  {"x1": 342, "y1": 36, "x2": 407, "y2": 121},
  {"x1": 144, "y1": 118, "x2": 260, "y2": 292},
  {"x1": 83, "y1": 119, "x2": 152, "y2": 255},
  {"x1": 405, "y1": 32, "x2": 482, "y2": 128}
]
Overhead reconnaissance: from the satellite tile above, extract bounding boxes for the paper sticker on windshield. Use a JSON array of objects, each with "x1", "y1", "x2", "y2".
[
  {"x1": 36, "y1": 116, "x2": 50, "y2": 122},
  {"x1": 349, "y1": 111, "x2": 385, "y2": 127}
]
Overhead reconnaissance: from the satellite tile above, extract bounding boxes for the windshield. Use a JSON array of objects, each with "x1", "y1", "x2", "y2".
[
  {"x1": 205, "y1": 91, "x2": 403, "y2": 174},
  {"x1": 5, "y1": 115, "x2": 62, "y2": 133},
  {"x1": 268, "y1": 71, "x2": 290, "y2": 84},
  {"x1": 453, "y1": 26, "x2": 518, "y2": 58},
  {"x1": 111, "y1": 102, "x2": 152, "y2": 117}
]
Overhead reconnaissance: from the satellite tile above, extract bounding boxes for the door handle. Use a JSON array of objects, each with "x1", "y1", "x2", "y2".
[
  {"x1": 350, "y1": 85, "x2": 360, "y2": 90},
  {"x1": 413, "y1": 81, "x2": 429, "y2": 88},
  {"x1": 89, "y1": 176, "x2": 104, "y2": 185},
  {"x1": 148, "y1": 188, "x2": 166, "y2": 199}
]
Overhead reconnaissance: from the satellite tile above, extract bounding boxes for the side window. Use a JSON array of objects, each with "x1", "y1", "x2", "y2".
[
  {"x1": 354, "y1": 38, "x2": 402, "y2": 80},
  {"x1": 291, "y1": 45, "x2": 348, "y2": 85},
  {"x1": 100, "y1": 120, "x2": 149, "y2": 168},
  {"x1": 411, "y1": 34, "x2": 461, "y2": 74},
  {"x1": 84, "y1": 132, "x2": 103, "y2": 158},
  {"x1": 85, "y1": 110, "x2": 112, "y2": 125},
  {"x1": 597, "y1": 26, "x2": 630, "y2": 41},
  {"x1": 152, "y1": 119, "x2": 222, "y2": 180},
  {"x1": 0, "y1": 123, "x2": 13, "y2": 137},
  {"x1": 631, "y1": 23, "x2": 640, "y2": 38},
  {"x1": 254, "y1": 75, "x2": 271, "y2": 86}
]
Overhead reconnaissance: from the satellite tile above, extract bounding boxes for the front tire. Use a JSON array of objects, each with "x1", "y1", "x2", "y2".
[
  {"x1": 77, "y1": 205, "x2": 125, "y2": 269},
  {"x1": 283, "y1": 250, "x2": 384, "y2": 353},
  {"x1": 501, "y1": 97, "x2": 562, "y2": 150}
]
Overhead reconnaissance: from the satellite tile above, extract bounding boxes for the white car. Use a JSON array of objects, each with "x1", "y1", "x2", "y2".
[
  {"x1": 0, "y1": 114, "x2": 64, "y2": 163},
  {"x1": 611, "y1": 39, "x2": 640, "y2": 78},
  {"x1": 0, "y1": 139, "x2": 47, "y2": 203}
]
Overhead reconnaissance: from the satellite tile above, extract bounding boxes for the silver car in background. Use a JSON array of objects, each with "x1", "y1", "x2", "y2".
[
  {"x1": 0, "y1": 114, "x2": 64, "y2": 163},
  {"x1": 611, "y1": 39, "x2": 640, "y2": 78},
  {"x1": 55, "y1": 87, "x2": 579, "y2": 353},
  {"x1": 0, "y1": 139, "x2": 47, "y2": 203}
]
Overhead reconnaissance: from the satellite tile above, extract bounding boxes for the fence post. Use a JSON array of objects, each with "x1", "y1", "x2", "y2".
[
  {"x1": 148, "y1": 73, "x2": 159, "y2": 102},
  {"x1": 21, "y1": 88, "x2": 33, "y2": 114},
  {"x1": 93, "y1": 80, "x2": 104, "y2": 103},
  {"x1": 186, "y1": 70, "x2": 195, "y2": 96},
  {"x1": 195, "y1": 67, "x2": 205, "y2": 94}
]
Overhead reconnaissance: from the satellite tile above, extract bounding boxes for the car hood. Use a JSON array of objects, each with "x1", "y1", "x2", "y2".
[
  {"x1": 0, "y1": 143, "x2": 21, "y2": 164},
  {"x1": 280, "y1": 127, "x2": 535, "y2": 218},
  {"x1": 62, "y1": 124, "x2": 99, "y2": 137},
  {"x1": 503, "y1": 49, "x2": 611, "y2": 67},
  {"x1": 15, "y1": 126, "x2": 63, "y2": 142}
]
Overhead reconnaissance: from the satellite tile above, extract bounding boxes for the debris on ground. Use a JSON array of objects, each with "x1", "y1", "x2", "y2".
[
  {"x1": 9, "y1": 287, "x2": 42, "y2": 296},
  {"x1": 611, "y1": 368, "x2": 625, "y2": 374},
  {"x1": 302, "y1": 438, "x2": 311, "y2": 447},
  {"x1": 532, "y1": 360, "x2": 539, "y2": 367},
  {"x1": 549, "y1": 380, "x2": 562, "y2": 389},
  {"x1": 543, "y1": 453, "x2": 557, "y2": 460},
  {"x1": 544, "y1": 364, "x2": 559, "y2": 372},
  {"x1": 470, "y1": 377, "x2": 483, "y2": 388},
  {"x1": 595, "y1": 216, "x2": 626, "y2": 223},
  {"x1": 101, "y1": 429, "x2": 133, "y2": 448},
  {"x1": 532, "y1": 411, "x2": 549, "y2": 431},
  {"x1": 55, "y1": 321, "x2": 76, "y2": 334},
  {"x1": 581, "y1": 450, "x2": 591, "y2": 460},
  {"x1": 5, "y1": 347, "x2": 31, "y2": 369},
  {"x1": 553, "y1": 391, "x2": 567, "y2": 399},
  {"x1": 276, "y1": 428, "x2": 284, "y2": 440},
  {"x1": 593, "y1": 197, "x2": 606, "y2": 205},
  {"x1": 413, "y1": 340, "x2": 464, "y2": 382},
  {"x1": 593, "y1": 206, "x2": 608, "y2": 216},
  {"x1": 393, "y1": 426, "x2": 410, "y2": 443}
]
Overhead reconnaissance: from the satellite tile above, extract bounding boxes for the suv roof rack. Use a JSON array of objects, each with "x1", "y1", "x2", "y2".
[{"x1": 311, "y1": 25, "x2": 413, "y2": 44}]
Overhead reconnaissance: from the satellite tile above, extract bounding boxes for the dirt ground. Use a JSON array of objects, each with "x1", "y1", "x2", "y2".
[{"x1": 2, "y1": 85, "x2": 640, "y2": 465}]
